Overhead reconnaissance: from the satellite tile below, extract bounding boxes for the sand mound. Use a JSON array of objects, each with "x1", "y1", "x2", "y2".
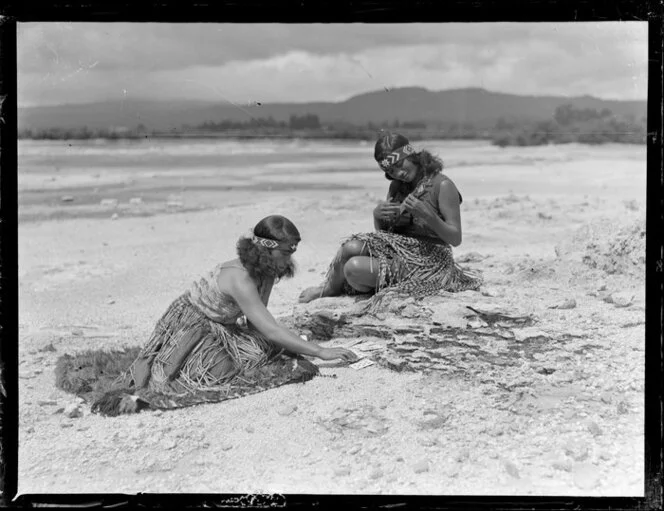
[{"x1": 554, "y1": 214, "x2": 645, "y2": 278}]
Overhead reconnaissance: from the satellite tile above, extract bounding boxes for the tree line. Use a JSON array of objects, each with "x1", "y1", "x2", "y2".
[
  {"x1": 19, "y1": 105, "x2": 646, "y2": 145},
  {"x1": 491, "y1": 104, "x2": 646, "y2": 146}
]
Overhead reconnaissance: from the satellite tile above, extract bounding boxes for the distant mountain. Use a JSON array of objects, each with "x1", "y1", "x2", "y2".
[{"x1": 18, "y1": 87, "x2": 647, "y2": 132}]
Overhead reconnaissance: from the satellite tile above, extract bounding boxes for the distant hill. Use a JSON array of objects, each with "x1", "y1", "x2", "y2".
[{"x1": 18, "y1": 87, "x2": 647, "y2": 132}]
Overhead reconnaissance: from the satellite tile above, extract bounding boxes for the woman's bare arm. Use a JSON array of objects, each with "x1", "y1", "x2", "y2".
[
  {"x1": 401, "y1": 180, "x2": 462, "y2": 246},
  {"x1": 228, "y1": 271, "x2": 356, "y2": 361}
]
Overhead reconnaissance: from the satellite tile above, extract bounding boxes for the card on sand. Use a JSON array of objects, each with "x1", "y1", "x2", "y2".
[{"x1": 349, "y1": 358, "x2": 375, "y2": 370}]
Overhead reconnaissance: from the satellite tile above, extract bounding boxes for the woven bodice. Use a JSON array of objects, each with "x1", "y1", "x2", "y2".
[
  {"x1": 187, "y1": 263, "x2": 246, "y2": 324},
  {"x1": 390, "y1": 173, "x2": 460, "y2": 242}
]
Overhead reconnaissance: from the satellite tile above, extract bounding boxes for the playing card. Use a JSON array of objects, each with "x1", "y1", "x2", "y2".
[{"x1": 350, "y1": 358, "x2": 375, "y2": 370}]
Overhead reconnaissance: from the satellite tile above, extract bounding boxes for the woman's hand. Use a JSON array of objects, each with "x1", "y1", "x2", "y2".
[
  {"x1": 316, "y1": 347, "x2": 359, "y2": 362},
  {"x1": 373, "y1": 201, "x2": 402, "y2": 224},
  {"x1": 401, "y1": 195, "x2": 434, "y2": 219}
]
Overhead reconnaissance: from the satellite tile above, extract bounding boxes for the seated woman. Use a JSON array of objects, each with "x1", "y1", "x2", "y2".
[
  {"x1": 95, "y1": 215, "x2": 357, "y2": 415},
  {"x1": 299, "y1": 132, "x2": 482, "y2": 306}
]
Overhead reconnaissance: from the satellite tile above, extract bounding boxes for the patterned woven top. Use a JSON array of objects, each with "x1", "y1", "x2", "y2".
[
  {"x1": 187, "y1": 263, "x2": 245, "y2": 324},
  {"x1": 389, "y1": 173, "x2": 459, "y2": 242}
]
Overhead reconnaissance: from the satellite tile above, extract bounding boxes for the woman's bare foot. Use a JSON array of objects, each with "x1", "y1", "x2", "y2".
[{"x1": 298, "y1": 285, "x2": 325, "y2": 303}]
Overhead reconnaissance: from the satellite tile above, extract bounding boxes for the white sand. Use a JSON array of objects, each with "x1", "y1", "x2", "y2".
[{"x1": 17, "y1": 142, "x2": 646, "y2": 496}]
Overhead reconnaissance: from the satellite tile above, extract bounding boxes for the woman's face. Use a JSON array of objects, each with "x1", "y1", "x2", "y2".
[
  {"x1": 384, "y1": 158, "x2": 418, "y2": 183},
  {"x1": 270, "y1": 245, "x2": 297, "y2": 276}
]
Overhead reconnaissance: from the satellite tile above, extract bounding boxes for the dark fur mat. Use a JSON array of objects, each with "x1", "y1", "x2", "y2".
[
  {"x1": 54, "y1": 347, "x2": 141, "y2": 404},
  {"x1": 56, "y1": 347, "x2": 320, "y2": 417}
]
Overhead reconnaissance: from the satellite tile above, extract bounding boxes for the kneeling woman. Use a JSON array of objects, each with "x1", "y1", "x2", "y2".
[
  {"x1": 98, "y1": 215, "x2": 356, "y2": 415},
  {"x1": 299, "y1": 132, "x2": 482, "y2": 306}
]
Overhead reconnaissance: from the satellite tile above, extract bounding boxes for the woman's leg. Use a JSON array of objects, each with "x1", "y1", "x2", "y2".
[
  {"x1": 298, "y1": 239, "x2": 370, "y2": 302},
  {"x1": 342, "y1": 256, "x2": 380, "y2": 292}
]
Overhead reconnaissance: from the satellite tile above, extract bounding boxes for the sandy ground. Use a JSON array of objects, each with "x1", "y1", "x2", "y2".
[{"x1": 16, "y1": 141, "x2": 646, "y2": 496}]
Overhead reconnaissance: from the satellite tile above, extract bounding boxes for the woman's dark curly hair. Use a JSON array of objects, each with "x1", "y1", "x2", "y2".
[
  {"x1": 237, "y1": 215, "x2": 301, "y2": 283},
  {"x1": 374, "y1": 131, "x2": 444, "y2": 200}
]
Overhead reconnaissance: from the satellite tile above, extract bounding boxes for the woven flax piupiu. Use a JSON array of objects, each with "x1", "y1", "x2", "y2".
[
  {"x1": 325, "y1": 174, "x2": 482, "y2": 311},
  {"x1": 104, "y1": 263, "x2": 318, "y2": 411}
]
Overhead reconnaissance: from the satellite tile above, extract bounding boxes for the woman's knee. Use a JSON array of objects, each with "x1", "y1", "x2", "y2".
[
  {"x1": 343, "y1": 256, "x2": 376, "y2": 282},
  {"x1": 340, "y1": 240, "x2": 367, "y2": 260}
]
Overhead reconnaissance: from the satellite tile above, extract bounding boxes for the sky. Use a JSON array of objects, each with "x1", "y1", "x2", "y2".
[{"x1": 17, "y1": 22, "x2": 648, "y2": 107}]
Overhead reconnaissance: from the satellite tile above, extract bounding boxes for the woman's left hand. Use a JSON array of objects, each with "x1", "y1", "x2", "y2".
[{"x1": 401, "y1": 195, "x2": 433, "y2": 219}]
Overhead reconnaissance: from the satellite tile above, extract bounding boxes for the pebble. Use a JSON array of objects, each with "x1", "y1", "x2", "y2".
[
  {"x1": 277, "y1": 404, "x2": 297, "y2": 416},
  {"x1": 348, "y1": 445, "x2": 361, "y2": 455},
  {"x1": 599, "y1": 392, "x2": 612, "y2": 404},
  {"x1": 552, "y1": 460, "x2": 573, "y2": 472},
  {"x1": 64, "y1": 404, "x2": 83, "y2": 418},
  {"x1": 111, "y1": 213, "x2": 119, "y2": 220},
  {"x1": 401, "y1": 304, "x2": 422, "y2": 318},
  {"x1": 53, "y1": 407, "x2": 65, "y2": 414},
  {"x1": 129, "y1": 197, "x2": 143, "y2": 205},
  {"x1": 60, "y1": 195, "x2": 75, "y2": 202},
  {"x1": 503, "y1": 460, "x2": 520, "y2": 479},
  {"x1": 245, "y1": 425, "x2": 255, "y2": 433},
  {"x1": 617, "y1": 401, "x2": 630, "y2": 414},
  {"x1": 446, "y1": 466, "x2": 460, "y2": 478},
  {"x1": 221, "y1": 444, "x2": 233, "y2": 451},
  {"x1": 38, "y1": 400, "x2": 59, "y2": 406},
  {"x1": 610, "y1": 292, "x2": 634, "y2": 308},
  {"x1": 417, "y1": 437, "x2": 437, "y2": 447},
  {"x1": 598, "y1": 451, "x2": 612, "y2": 461},
  {"x1": 481, "y1": 287, "x2": 500, "y2": 297},
  {"x1": 161, "y1": 439, "x2": 177, "y2": 450},
  {"x1": 369, "y1": 468, "x2": 384, "y2": 479},
  {"x1": 457, "y1": 251, "x2": 485, "y2": 263},
  {"x1": 467, "y1": 319, "x2": 487, "y2": 329},
  {"x1": 455, "y1": 448, "x2": 470, "y2": 463},
  {"x1": 587, "y1": 421, "x2": 603, "y2": 437},
  {"x1": 412, "y1": 460, "x2": 430, "y2": 473},
  {"x1": 334, "y1": 467, "x2": 351, "y2": 477},
  {"x1": 573, "y1": 463, "x2": 601, "y2": 489},
  {"x1": 100, "y1": 198, "x2": 118, "y2": 206},
  {"x1": 107, "y1": 299, "x2": 116, "y2": 305},
  {"x1": 60, "y1": 423, "x2": 73, "y2": 428},
  {"x1": 549, "y1": 298, "x2": 577, "y2": 310},
  {"x1": 564, "y1": 440, "x2": 589, "y2": 462},
  {"x1": 383, "y1": 355, "x2": 408, "y2": 369}
]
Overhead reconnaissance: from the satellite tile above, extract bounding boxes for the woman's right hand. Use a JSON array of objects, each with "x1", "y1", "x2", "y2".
[
  {"x1": 316, "y1": 347, "x2": 359, "y2": 362},
  {"x1": 373, "y1": 202, "x2": 402, "y2": 223}
]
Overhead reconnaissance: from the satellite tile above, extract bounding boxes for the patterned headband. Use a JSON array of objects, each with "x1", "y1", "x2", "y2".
[
  {"x1": 378, "y1": 144, "x2": 415, "y2": 171},
  {"x1": 251, "y1": 235, "x2": 298, "y2": 252}
]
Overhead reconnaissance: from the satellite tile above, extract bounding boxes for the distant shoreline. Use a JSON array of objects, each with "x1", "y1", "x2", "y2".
[
  {"x1": 18, "y1": 129, "x2": 484, "y2": 143},
  {"x1": 17, "y1": 131, "x2": 646, "y2": 146}
]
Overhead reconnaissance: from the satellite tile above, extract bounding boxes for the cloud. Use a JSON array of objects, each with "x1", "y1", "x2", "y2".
[
  {"x1": 17, "y1": 22, "x2": 648, "y2": 106},
  {"x1": 18, "y1": 22, "x2": 483, "y2": 74}
]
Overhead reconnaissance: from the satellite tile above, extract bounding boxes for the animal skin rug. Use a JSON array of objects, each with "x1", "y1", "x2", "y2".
[{"x1": 55, "y1": 347, "x2": 319, "y2": 416}]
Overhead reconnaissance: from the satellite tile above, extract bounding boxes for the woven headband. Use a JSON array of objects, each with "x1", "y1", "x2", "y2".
[
  {"x1": 251, "y1": 235, "x2": 297, "y2": 252},
  {"x1": 378, "y1": 144, "x2": 415, "y2": 171}
]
